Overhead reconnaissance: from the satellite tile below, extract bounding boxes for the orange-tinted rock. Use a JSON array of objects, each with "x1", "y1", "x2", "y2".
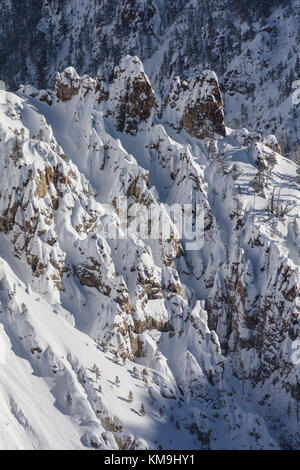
[{"x1": 162, "y1": 72, "x2": 226, "y2": 139}]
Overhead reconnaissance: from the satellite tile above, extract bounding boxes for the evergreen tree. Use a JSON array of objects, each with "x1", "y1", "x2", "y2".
[
  {"x1": 128, "y1": 391, "x2": 133, "y2": 403},
  {"x1": 139, "y1": 403, "x2": 146, "y2": 416}
]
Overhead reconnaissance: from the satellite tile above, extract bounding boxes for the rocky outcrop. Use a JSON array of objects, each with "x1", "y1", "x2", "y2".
[
  {"x1": 2, "y1": 0, "x2": 299, "y2": 160},
  {"x1": 55, "y1": 67, "x2": 81, "y2": 102},
  {"x1": 263, "y1": 135, "x2": 282, "y2": 155},
  {"x1": 36, "y1": 57, "x2": 224, "y2": 142},
  {"x1": 107, "y1": 56, "x2": 157, "y2": 135},
  {"x1": 162, "y1": 72, "x2": 226, "y2": 139},
  {"x1": 1, "y1": 56, "x2": 299, "y2": 449}
]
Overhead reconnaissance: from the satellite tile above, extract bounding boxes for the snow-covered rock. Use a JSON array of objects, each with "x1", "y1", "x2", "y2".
[
  {"x1": 0, "y1": 55, "x2": 299, "y2": 450},
  {"x1": 1, "y1": 0, "x2": 299, "y2": 158}
]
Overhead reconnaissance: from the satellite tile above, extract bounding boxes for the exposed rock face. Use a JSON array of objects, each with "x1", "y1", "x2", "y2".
[
  {"x1": 55, "y1": 67, "x2": 81, "y2": 102},
  {"x1": 108, "y1": 56, "x2": 157, "y2": 135},
  {"x1": 263, "y1": 135, "x2": 282, "y2": 155},
  {"x1": 0, "y1": 55, "x2": 299, "y2": 450},
  {"x1": 1, "y1": 1, "x2": 299, "y2": 159},
  {"x1": 162, "y1": 72, "x2": 226, "y2": 139},
  {"x1": 28, "y1": 57, "x2": 225, "y2": 141},
  {"x1": 106, "y1": 59, "x2": 227, "y2": 140}
]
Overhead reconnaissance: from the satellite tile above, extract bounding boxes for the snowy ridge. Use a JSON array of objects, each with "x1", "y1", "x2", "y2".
[
  {"x1": 0, "y1": 56, "x2": 299, "y2": 449},
  {"x1": 1, "y1": 0, "x2": 299, "y2": 158}
]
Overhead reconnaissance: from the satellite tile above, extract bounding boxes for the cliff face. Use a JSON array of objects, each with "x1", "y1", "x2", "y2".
[
  {"x1": 0, "y1": 55, "x2": 299, "y2": 449},
  {"x1": 162, "y1": 72, "x2": 226, "y2": 139},
  {"x1": 0, "y1": 0, "x2": 299, "y2": 159}
]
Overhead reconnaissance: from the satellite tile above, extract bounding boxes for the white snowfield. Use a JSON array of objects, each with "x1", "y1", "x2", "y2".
[{"x1": 0, "y1": 56, "x2": 299, "y2": 450}]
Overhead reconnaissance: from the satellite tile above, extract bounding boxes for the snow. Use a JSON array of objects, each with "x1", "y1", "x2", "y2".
[{"x1": 0, "y1": 55, "x2": 298, "y2": 449}]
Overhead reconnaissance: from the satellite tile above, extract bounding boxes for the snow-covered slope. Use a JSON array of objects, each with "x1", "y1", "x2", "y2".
[
  {"x1": 0, "y1": 56, "x2": 299, "y2": 450},
  {"x1": 0, "y1": 0, "x2": 299, "y2": 158}
]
